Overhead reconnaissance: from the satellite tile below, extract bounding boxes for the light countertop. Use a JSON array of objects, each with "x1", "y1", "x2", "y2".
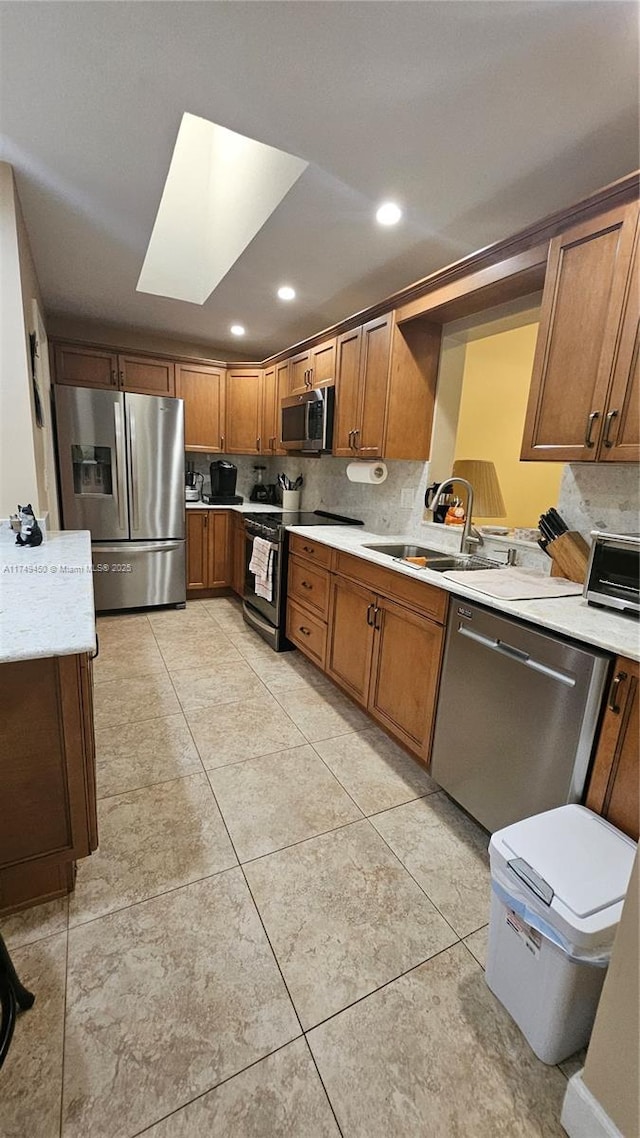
[
  {"x1": 286, "y1": 524, "x2": 640, "y2": 662},
  {"x1": 185, "y1": 501, "x2": 282, "y2": 513},
  {"x1": 0, "y1": 526, "x2": 96, "y2": 664}
]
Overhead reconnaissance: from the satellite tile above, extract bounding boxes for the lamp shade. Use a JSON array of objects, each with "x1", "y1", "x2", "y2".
[{"x1": 452, "y1": 459, "x2": 506, "y2": 518}]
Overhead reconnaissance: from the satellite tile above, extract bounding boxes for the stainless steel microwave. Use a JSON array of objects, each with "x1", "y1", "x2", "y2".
[
  {"x1": 584, "y1": 531, "x2": 640, "y2": 617},
  {"x1": 280, "y1": 386, "x2": 335, "y2": 453}
]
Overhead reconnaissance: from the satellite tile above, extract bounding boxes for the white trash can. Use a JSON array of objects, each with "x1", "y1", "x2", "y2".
[{"x1": 486, "y1": 804, "x2": 636, "y2": 1065}]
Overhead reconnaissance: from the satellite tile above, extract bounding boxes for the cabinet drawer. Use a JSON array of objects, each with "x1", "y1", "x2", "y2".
[
  {"x1": 288, "y1": 556, "x2": 330, "y2": 618},
  {"x1": 289, "y1": 533, "x2": 333, "y2": 568},
  {"x1": 287, "y1": 600, "x2": 327, "y2": 668},
  {"x1": 334, "y1": 551, "x2": 447, "y2": 623}
]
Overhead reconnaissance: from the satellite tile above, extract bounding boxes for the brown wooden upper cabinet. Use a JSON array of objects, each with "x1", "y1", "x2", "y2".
[
  {"x1": 54, "y1": 343, "x2": 119, "y2": 389},
  {"x1": 333, "y1": 313, "x2": 441, "y2": 460},
  {"x1": 262, "y1": 359, "x2": 289, "y2": 455},
  {"x1": 54, "y1": 343, "x2": 175, "y2": 396},
  {"x1": 225, "y1": 368, "x2": 263, "y2": 454},
  {"x1": 289, "y1": 338, "x2": 336, "y2": 394},
  {"x1": 334, "y1": 314, "x2": 392, "y2": 457},
  {"x1": 176, "y1": 363, "x2": 226, "y2": 452},
  {"x1": 521, "y1": 202, "x2": 639, "y2": 462}
]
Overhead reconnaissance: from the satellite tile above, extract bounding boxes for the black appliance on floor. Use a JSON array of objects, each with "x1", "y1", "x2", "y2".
[
  {"x1": 242, "y1": 510, "x2": 363, "y2": 651},
  {"x1": 205, "y1": 460, "x2": 242, "y2": 505}
]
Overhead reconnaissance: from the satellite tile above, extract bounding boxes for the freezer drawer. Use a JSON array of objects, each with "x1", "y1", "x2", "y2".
[
  {"x1": 430, "y1": 599, "x2": 610, "y2": 833},
  {"x1": 92, "y1": 541, "x2": 186, "y2": 611}
]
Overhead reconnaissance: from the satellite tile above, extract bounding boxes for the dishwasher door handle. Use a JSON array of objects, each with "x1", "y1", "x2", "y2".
[{"x1": 457, "y1": 624, "x2": 576, "y2": 687}]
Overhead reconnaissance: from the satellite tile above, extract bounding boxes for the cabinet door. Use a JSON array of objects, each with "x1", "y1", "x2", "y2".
[
  {"x1": 310, "y1": 337, "x2": 337, "y2": 387},
  {"x1": 355, "y1": 314, "x2": 391, "y2": 457},
  {"x1": 289, "y1": 350, "x2": 311, "y2": 395},
  {"x1": 208, "y1": 511, "x2": 231, "y2": 587},
  {"x1": 177, "y1": 363, "x2": 226, "y2": 452},
  {"x1": 231, "y1": 514, "x2": 246, "y2": 596},
  {"x1": 119, "y1": 355, "x2": 175, "y2": 396},
  {"x1": 54, "y1": 343, "x2": 118, "y2": 389},
  {"x1": 326, "y1": 576, "x2": 375, "y2": 705},
  {"x1": 274, "y1": 359, "x2": 290, "y2": 452},
  {"x1": 521, "y1": 202, "x2": 638, "y2": 462},
  {"x1": 601, "y1": 214, "x2": 640, "y2": 462},
  {"x1": 0, "y1": 654, "x2": 97, "y2": 876},
  {"x1": 186, "y1": 511, "x2": 208, "y2": 590},
  {"x1": 333, "y1": 326, "x2": 362, "y2": 456},
  {"x1": 369, "y1": 597, "x2": 443, "y2": 762},
  {"x1": 586, "y1": 659, "x2": 639, "y2": 840},
  {"x1": 226, "y1": 369, "x2": 263, "y2": 454}
]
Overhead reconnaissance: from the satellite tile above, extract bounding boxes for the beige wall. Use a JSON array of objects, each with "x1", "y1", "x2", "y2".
[
  {"x1": 454, "y1": 322, "x2": 563, "y2": 527},
  {"x1": 46, "y1": 313, "x2": 246, "y2": 364},
  {"x1": 0, "y1": 163, "x2": 42, "y2": 517},
  {"x1": 583, "y1": 852, "x2": 639, "y2": 1138}
]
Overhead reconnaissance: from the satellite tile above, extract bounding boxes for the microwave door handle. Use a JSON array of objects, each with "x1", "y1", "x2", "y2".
[{"x1": 304, "y1": 398, "x2": 312, "y2": 442}]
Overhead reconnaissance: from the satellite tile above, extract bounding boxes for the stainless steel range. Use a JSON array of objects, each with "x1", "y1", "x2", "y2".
[{"x1": 242, "y1": 510, "x2": 363, "y2": 650}]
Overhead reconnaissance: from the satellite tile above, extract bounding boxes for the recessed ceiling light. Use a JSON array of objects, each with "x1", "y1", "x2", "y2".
[
  {"x1": 376, "y1": 201, "x2": 402, "y2": 226},
  {"x1": 277, "y1": 285, "x2": 296, "y2": 301},
  {"x1": 230, "y1": 324, "x2": 245, "y2": 336}
]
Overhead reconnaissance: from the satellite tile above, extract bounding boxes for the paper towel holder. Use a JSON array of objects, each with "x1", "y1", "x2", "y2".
[{"x1": 346, "y1": 461, "x2": 388, "y2": 484}]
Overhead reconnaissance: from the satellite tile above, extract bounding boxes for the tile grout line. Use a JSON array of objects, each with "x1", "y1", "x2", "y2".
[{"x1": 58, "y1": 910, "x2": 70, "y2": 1138}]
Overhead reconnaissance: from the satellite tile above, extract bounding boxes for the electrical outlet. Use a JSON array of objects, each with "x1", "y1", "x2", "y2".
[{"x1": 401, "y1": 488, "x2": 415, "y2": 508}]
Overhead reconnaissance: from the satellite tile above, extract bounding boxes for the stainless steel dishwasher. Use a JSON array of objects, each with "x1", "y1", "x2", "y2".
[{"x1": 430, "y1": 599, "x2": 611, "y2": 833}]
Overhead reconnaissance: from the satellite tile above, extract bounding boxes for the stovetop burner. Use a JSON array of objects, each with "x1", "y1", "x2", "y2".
[{"x1": 243, "y1": 509, "x2": 364, "y2": 538}]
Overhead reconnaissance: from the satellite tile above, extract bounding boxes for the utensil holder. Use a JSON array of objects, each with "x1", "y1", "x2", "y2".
[
  {"x1": 282, "y1": 489, "x2": 301, "y2": 511},
  {"x1": 547, "y1": 531, "x2": 590, "y2": 583}
]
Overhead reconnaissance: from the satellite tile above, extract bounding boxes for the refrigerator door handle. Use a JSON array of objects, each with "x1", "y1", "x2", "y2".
[
  {"x1": 93, "y1": 540, "x2": 182, "y2": 554},
  {"x1": 113, "y1": 402, "x2": 127, "y2": 532},
  {"x1": 128, "y1": 407, "x2": 139, "y2": 531}
]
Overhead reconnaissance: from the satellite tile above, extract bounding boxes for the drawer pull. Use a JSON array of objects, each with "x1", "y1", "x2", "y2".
[
  {"x1": 301, "y1": 580, "x2": 313, "y2": 589},
  {"x1": 608, "y1": 671, "x2": 627, "y2": 713},
  {"x1": 584, "y1": 410, "x2": 600, "y2": 448},
  {"x1": 302, "y1": 545, "x2": 315, "y2": 554},
  {"x1": 299, "y1": 626, "x2": 311, "y2": 637}
]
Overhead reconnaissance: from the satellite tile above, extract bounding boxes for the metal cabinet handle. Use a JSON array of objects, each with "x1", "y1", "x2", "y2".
[
  {"x1": 204, "y1": 513, "x2": 208, "y2": 528},
  {"x1": 110, "y1": 369, "x2": 117, "y2": 387},
  {"x1": 270, "y1": 436, "x2": 276, "y2": 450},
  {"x1": 366, "y1": 603, "x2": 375, "y2": 626},
  {"x1": 256, "y1": 437, "x2": 261, "y2": 452},
  {"x1": 584, "y1": 410, "x2": 600, "y2": 448},
  {"x1": 353, "y1": 428, "x2": 360, "y2": 450},
  {"x1": 373, "y1": 605, "x2": 382, "y2": 630},
  {"x1": 603, "y1": 409, "x2": 618, "y2": 448},
  {"x1": 299, "y1": 626, "x2": 311, "y2": 637},
  {"x1": 302, "y1": 545, "x2": 315, "y2": 554},
  {"x1": 118, "y1": 369, "x2": 124, "y2": 387},
  {"x1": 220, "y1": 435, "x2": 225, "y2": 450},
  {"x1": 301, "y1": 580, "x2": 313, "y2": 589},
  {"x1": 608, "y1": 671, "x2": 627, "y2": 713}
]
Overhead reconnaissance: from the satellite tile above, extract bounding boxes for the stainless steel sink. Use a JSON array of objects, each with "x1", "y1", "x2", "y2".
[
  {"x1": 362, "y1": 542, "x2": 500, "y2": 573},
  {"x1": 363, "y1": 543, "x2": 451, "y2": 560}
]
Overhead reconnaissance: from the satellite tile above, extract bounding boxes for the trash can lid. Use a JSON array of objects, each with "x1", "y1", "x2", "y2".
[{"x1": 490, "y1": 806, "x2": 636, "y2": 941}]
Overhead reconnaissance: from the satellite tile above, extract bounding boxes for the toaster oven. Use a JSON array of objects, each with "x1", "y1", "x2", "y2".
[{"x1": 584, "y1": 531, "x2": 640, "y2": 617}]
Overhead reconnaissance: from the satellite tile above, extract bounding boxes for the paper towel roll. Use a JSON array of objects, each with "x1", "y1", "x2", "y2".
[{"x1": 346, "y1": 461, "x2": 388, "y2": 484}]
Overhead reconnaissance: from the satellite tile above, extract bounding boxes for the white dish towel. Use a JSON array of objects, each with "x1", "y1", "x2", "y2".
[{"x1": 249, "y1": 536, "x2": 274, "y2": 602}]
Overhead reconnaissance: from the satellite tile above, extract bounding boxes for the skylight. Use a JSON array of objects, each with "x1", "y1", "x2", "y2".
[{"x1": 137, "y1": 113, "x2": 308, "y2": 305}]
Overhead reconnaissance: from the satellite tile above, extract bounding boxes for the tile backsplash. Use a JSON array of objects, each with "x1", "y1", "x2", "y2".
[{"x1": 188, "y1": 451, "x2": 639, "y2": 548}]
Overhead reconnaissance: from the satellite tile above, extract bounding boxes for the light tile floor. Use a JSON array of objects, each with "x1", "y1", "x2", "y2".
[{"x1": 0, "y1": 597, "x2": 578, "y2": 1137}]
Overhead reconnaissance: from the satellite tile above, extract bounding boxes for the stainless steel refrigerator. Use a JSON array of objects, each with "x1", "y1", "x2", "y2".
[{"x1": 55, "y1": 385, "x2": 185, "y2": 611}]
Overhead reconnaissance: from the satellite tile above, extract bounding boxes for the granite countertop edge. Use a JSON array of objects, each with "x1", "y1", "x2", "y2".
[{"x1": 286, "y1": 524, "x2": 640, "y2": 663}]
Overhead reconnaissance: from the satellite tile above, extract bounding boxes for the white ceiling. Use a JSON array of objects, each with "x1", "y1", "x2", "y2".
[{"x1": 1, "y1": 1, "x2": 638, "y2": 358}]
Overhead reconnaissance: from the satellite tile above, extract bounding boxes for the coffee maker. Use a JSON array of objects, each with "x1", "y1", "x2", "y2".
[
  {"x1": 249, "y1": 465, "x2": 271, "y2": 503},
  {"x1": 205, "y1": 460, "x2": 242, "y2": 505}
]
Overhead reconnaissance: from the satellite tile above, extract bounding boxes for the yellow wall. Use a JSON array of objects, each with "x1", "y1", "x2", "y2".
[{"x1": 454, "y1": 323, "x2": 563, "y2": 528}]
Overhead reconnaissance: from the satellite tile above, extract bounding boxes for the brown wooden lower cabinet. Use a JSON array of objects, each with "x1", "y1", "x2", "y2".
[
  {"x1": 185, "y1": 509, "x2": 231, "y2": 592},
  {"x1": 585, "y1": 657, "x2": 639, "y2": 840},
  {"x1": 0, "y1": 652, "x2": 98, "y2": 914},
  {"x1": 326, "y1": 572, "x2": 445, "y2": 763},
  {"x1": 231, "y1": 512, "x2": 246, "y2": 597}
]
